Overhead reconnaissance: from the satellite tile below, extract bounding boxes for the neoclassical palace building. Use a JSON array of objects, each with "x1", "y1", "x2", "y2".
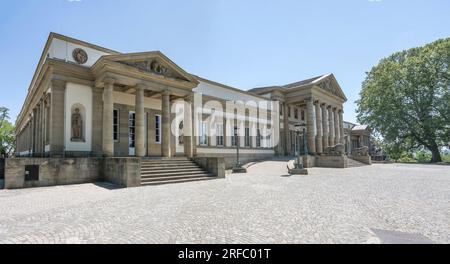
[{"x1": 7, "y1": 33, "x2": 369, "y2": 189}]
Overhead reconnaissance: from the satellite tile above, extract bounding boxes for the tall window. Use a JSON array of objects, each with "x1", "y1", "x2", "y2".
[
  {"x1": 129, "y1": 112, "x2": 135, "y2": 148},
  {"x1": 155, "y1": 115, "x2": 161, "y2": 143},
  {"x1": 199, "y1": 121, "x2": 207, "y2": 145},
  {"x1": 113, "y1": 109, "x2": 119, "y2": 142},
  {"x1": 288, "y1": 106, "x2": 291, "y2": 118},
  {"x1": 216, "y1": 124, "x2": 224, "y2": 146},
  {"x1": 280, "y1": 105, "x2": 283, "y2": 116},
  {"x1": 245, "y1": 127, "x2": 250, "y2": 147},
  {"x1": 256, "y1": 128, "x2": 261, "y2": 148},
  {"x1": 231, "y1": 126, "x2": 237, "y2": 146},
  {"x1": 301, "y1": 110, "x2": 305, "y2": 121},
  {"x1": 294, "y1": 108, "x2": 298, "y2": 119}
]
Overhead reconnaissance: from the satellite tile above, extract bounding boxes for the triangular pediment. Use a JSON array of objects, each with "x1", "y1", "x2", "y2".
[
  {"x1": 315, "y1": 74, "x2": 347, "y2": 102},
  {"x1": 101, "y1": 51, "x2": 197, "y2": 84}
]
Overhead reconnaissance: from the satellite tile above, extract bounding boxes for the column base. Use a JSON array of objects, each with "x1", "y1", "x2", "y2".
[
  {"x1": 289, "y1": 168, "x2": 308, "y2": 175},
  {"x1": 232, "y1": 167, "x2": 247, "y2": 173}
]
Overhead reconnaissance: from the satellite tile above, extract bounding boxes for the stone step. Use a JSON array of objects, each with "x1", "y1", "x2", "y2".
[
  {"x1": 141, "y1": 171, "x2": 211, "y2": 178},
  {"x1": 141, "y1": 167, "x2": 206, "y2": 174},
  {"x1": 141, "y1": 161, "x2": 195, "y2": 165},
  {"x1": 140, "y1": 158, "x2": 215, "y2": 186},
  {"x1": 141, "y1": 176, "x2": 215, "y2": 186},
  {"x1": 347, "y1": 158, "x2": 367, "y2": 167},
  {"x1": 141, "y1": 172, "x2": 213, "y2": 181},
  {"x1": 141, "y1": 163, "x2": 197, "y2": 168}
]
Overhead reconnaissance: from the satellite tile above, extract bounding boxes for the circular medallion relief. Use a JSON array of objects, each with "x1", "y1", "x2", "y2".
[{"x1": 72, "y1": 48, "x2": 88, "y2": 64}]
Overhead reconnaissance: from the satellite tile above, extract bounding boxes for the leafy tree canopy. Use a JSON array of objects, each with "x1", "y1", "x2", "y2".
[
  {"x1": 356, "y1": 38, "x2": 450, "y2": 162},
  {"x1": 0, "y1": 107, "x2": 15, "y2": 158}
]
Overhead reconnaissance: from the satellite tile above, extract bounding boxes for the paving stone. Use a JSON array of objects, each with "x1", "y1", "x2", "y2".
[{"x1": 0, "y1": 163, "x2": 448, "y2": 244}]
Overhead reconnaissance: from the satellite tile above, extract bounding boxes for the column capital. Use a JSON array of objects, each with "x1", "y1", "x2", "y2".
[
  {"x1": 304, "y1": 97, "x2": 314, "y2": 103},
  {"x1": 162, "y1": 89, "x2": 171, "y2": 96},
  {"x1": 135, "y1": 83, "x2": 146, "y2": 91},
  {"x1": 184, "y1": 93, "x2": 194, "y2": 102},
  {"x1": 103, "y1": 77, "x2": 115, "y2": 86},
  {"x1": 51, "y1": 79, "x2": 66, "y2": 89},
  {"x1": 271, "y1": 95, "x2": 284, "y2": 102}
]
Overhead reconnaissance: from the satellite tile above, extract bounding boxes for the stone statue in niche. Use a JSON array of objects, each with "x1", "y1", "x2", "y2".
[
  {"x1": 71, "y1": 108, "x2": 83, "y2": 141},
  {"x1": 178, "y1": 121, "x2": 184, "y2": 144}
]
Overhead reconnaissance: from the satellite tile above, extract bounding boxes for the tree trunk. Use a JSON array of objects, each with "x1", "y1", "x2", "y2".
[{"x1": 429, "y1": 144, "x2": 442, "y2": 163}]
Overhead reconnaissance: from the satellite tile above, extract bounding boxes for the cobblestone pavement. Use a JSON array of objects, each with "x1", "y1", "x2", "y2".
[{"x1": 0, "y1": 162, "x2": 449, "y2": 244}]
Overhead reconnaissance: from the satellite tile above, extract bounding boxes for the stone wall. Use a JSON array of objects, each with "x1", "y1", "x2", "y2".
[
  {"x1": 195, "y1": 152, "x2": 275, "y2": 169},
  {"x1": 103, "y1": 158, "x2": 141, "y2": 187},
  {"x1": 4, "y1": 158, "x2": 102, "y2": 189},
  {"x1": 315, "y1": 155, "x2": 348, "y2": 168},
  {"x1": 193, "y1": 157, "x2": 225, "y2": 178},
  {"x1": 350, "y1": 155, "x2": 372, "y2": 165}
]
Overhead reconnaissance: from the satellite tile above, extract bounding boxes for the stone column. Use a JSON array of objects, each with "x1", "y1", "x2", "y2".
[
  {"x1": 161, "y1": 90, "x2": 171, "y2": 157},
  {"x1": 283, "y1": 103, "x2": 290, "y2": 155},
  {"x1": 339, "y1": 109, "x2": 344, "y2": 144},
  {"x1": 306, "y1": 98, "x2": 316, "y2": 154},
  {"x1": 333, "y1": 107, "x2": 339, "y2": 145},
  {"x1": 40, "y1": 99, "x2": 45, "y2": 155},
  {"x1": 102, "y1": 78, "x2": 114, "y2": 157},
  {"x1": 184, "y1": 94, "x2": 193, "y2": 158},
  {"x1": 36, "y1": 103, "x2": 41, "y2": 156},
  {"x1": 29, "y1": 115, "x2": 33, "y2": 155},
  {"x1": 328, "y1": 106, "x2": 334, "y2": 147},
  {"x1": 315, "y1": 101, "x2": 323, "y2": 154},
  {"x1": 32, "y1": 108, "x2": 37, "y2": 156},
  {"x1": 135, "y1": 84, "x2": 145, "y2": 157},
  {"x1": 321, "y1": 104, "x2": 328, "y2": 150},
  {"x1": 274, "y1": 100, "x2": 283, "y2": 156}
]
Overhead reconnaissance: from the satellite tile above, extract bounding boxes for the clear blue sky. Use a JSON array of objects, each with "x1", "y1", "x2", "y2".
[{"x1": 0, "y1": 0, "x2": 449, "y2": 124}]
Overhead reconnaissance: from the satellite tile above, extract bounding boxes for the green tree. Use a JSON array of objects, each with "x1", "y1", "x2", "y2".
[
  {"x1": 0, "y1": 107, "x2": 15, "y2": 157},
  {"x1": 356, "y1": 38, "x2": 450, "y2": 163}
]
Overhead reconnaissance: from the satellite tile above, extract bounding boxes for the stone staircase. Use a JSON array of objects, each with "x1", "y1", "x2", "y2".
[
  {"x1": 347, "y1": 157, "x2": 368, "y2": 167},
  {"x1": 140, "y1": 157, "x2": 215, "y2": 186}
]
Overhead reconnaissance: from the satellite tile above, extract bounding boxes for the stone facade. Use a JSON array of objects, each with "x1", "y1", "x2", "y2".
[{"x1": 9, "y1": 32, "x2": 357, "y2": 189}]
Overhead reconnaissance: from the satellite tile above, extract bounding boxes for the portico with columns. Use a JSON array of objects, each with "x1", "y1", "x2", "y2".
[
  {"x1": 249, "y1": 73, "x2": 347, "y2": 161},
  {"x1": 91, "y1": 52, "x2": 200, "y2": 159}
]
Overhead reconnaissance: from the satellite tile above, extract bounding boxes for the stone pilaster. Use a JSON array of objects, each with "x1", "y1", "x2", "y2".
[
  {"x1": 321, "y1": 103, "x2": 328, "y2": 150},
  {"x1": 339, "y1": 109, "x2": 344, "y2": 144},
  {"x1": 91, "y1": 87, "x2": 103, "y2": 156},
  {"x1": 283, "y1": 102, "x2": 290, "y2": 155},
  {"x1": 328, "y1": 106, "x2": 334, "y2": 147},
  {"x1": 184, "y1": 94, "x2": 193, "y2": 158},
  {"x1": 333, "y1": 107, "x2": 339, "y2": 145},
  {"x1": 49, "y1": 79, "x2": 66, "y2": 157},
  {"x1": 102, "y1": 78, "x2": 114, "y2": 157},
  {"x1": 315, "y1": 101, "x2": 323, "y2": 154},
  {"x1": 135, "y1": 84, "x2": 145, "y2": 157},
  {"x1": 161, "y1": 90, "x2": 171, "y2": 157},
  {"x1": 306, "y1": 98, "x2": 316, "y2": 154}
]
